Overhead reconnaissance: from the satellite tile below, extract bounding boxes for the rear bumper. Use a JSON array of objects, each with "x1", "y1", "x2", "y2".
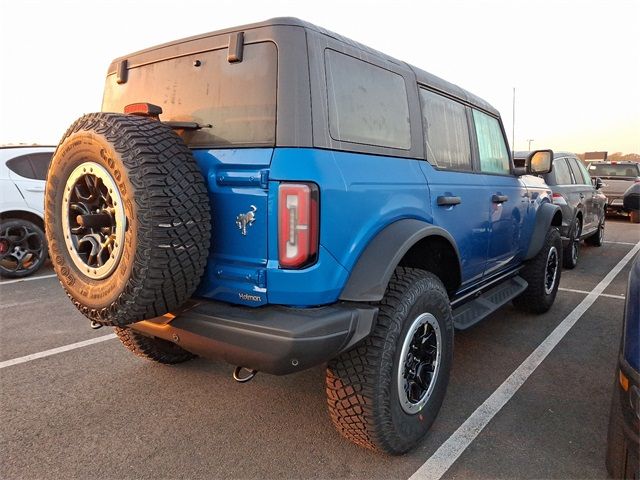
[{"x1": 130, "y1": 300, "x2": 378, "y2": 375}]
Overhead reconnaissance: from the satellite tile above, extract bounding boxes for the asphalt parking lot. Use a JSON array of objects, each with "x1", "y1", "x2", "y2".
[{"x1": 1, "y1": 218, "x2": 638, "y2": 480}]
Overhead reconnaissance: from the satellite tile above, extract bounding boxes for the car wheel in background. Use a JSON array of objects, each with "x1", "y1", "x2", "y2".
[
  {"x1": 630, "y1": 210, "x2": 640, "y2": 224},
  {"x1": 563, "y1": 217, "x2": 581, "y2": 269},
  {"x1": 585, "y1": 217, "x2": 605, "y2": 247},
  {"x1": 0, "y1": 219, "x2": 47, "y2": 278}
]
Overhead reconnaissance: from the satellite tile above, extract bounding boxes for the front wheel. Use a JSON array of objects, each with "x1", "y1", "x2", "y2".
[
  {"x1": 585, "y1": 217, "x2": 605, "y2": 246},
  {"x1": 513, "y1": 228, "x2": 562, "y2": 314},
  {"x1": 325, "y1": 268, "x2": 453, "y2": 454}
]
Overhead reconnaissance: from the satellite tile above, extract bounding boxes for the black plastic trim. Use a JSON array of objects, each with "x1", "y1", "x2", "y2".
[
  {"x1": 339, "y1": 219, "x2": 461, "y2": 302},
  {"x1": 525, "y1": 202, "x2": 561, "y2": 260},
  {"x1": 130, "y1": 300, "x2": 377, "y2": 375}
]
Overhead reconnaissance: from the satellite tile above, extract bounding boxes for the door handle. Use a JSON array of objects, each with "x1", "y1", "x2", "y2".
[
  {"x1": 437, "y1": 196, "x2": 461, "y2": 206},
  {"x1": 25, "y1": 187, "x2": 45, "y2": 193},
  {"x1": 492, "y1": 194, "x2": 509, "y2": 204}
]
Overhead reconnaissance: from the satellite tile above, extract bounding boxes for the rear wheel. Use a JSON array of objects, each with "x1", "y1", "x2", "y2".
[
  {"x1": 326, "y1": 268, "x2": 453, "y2": 454},
  {"x1": 513, "y1": 228, "x2": 562, "y2": 314},
  {"x1": 0, "y1": 219, "x2": 47, "y2": 278},
  {"x1": 562, "y1": 217, "x2": 581, "y2": 269},
  {"x1": 115, "y1": 328, "x2": 195, "y2": 364},
  {"x1": 45, "y1": 113, "x2": 211, "y2": 326}
]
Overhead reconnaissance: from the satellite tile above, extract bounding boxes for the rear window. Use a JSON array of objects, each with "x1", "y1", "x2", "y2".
[
  {"x1": 325, "y1": 49, "x2": 411, "y2": 150},
  {"x1": 6, "y1": 152, "x2": 52, "y2": 180},
  {"x1": 588, "y1": 163, "x2": 640, "y2": 177},
  {"x1": 103, "y1": 42, "x2": 277, "y2": 148}
]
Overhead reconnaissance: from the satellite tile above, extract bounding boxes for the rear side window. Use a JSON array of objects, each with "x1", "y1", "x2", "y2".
[
  {"x1": 419, "y1": 89, "x2": 471, "y2": 170},
  {"x1": 472, "y1": 110, "x2": 510, "y2": 174},
  {"x1": 325, "y1": 50, "x2": 411, "y2": 149},
  {"x1": 6, "y1": 152, "x2": 52, "y2": 180},
  {"x1": 552, "y1": 158, "x2": 573, "y2": 185}
]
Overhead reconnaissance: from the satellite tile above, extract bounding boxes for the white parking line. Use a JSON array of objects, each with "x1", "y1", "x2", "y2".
[
  {"x1": 605, "y1": 241, "x2": 638, "y2": 246},
  {"x1": 558, "y1": 287, "x2": 625, "y2": 300},
  {"x1": 409, "y1": 241, "x2": 640, "y2": 480},
  {"x1": 0, "y1": 334, "x2": 117, "y2": 369},
  {"x1": 0, "y1": 273, "x2": 57, "y2": 285}
]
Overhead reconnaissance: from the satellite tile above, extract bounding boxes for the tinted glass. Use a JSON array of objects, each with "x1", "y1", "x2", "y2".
[
  {"x1": 419, "y1": 89, "x2": 471, "y2": 170},
  {"x1": 325, "y1": 49, "x2": 411, "y2": 149},
  {"x1": 473, "y1": 110, "x2": 510, "y2": 174},
  {"x1": 28, "y1": 152, "x2": 53, "y2": 180},
  {"x1": 588, "y1": 163, "x2": 640, "y2": 177},
  {"x1": 574, "y1": 159, "x2": 592, "y2": 184},
  {"x1": 6, "y1": 155, "x2": 36, "y2": 179},
  {"x1": 568, "y1": 158, "x2": 588, "y2": 184},
  {"x1": 552, "y1": 158, "x2": 573, "y2": 185},
  {"x1": 102, "y1": 42, "x2": 277, "y2": 147}
]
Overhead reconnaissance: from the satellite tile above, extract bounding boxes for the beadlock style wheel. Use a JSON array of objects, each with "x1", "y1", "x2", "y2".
[
  {"x1": 61, "y1": 162, "x2": 126, "y2": 280},
  {"x1": 397, "y1": 313, "x2": 442, "y2": 414},
  {"x1": 45, "y1": 112, "x2": 211, "y2": 326},
  {"x1": 544, "y1": 246, "x2": 559, "y2": 295}
]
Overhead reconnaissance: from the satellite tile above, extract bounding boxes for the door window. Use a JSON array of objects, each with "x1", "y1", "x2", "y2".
[
  {"x1": 568, "y1": 158, "x2": 589, "y2": 185},
  {"x1": 472, "y1": 110, "x2": 510, "y2": 174},
  {"x1": 6, "y1": 152, "x2": 52, "y2": 180},
  {"x1": 419, "y1": 89, "x2": 471, "y2": 170}
]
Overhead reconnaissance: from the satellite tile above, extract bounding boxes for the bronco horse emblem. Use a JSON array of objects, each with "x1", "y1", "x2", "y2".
[{"x1": 235, "y1": 205, "x2": 257, "y2": 236}]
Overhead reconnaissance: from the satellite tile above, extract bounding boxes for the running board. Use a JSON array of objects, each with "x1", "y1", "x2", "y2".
[{"x1": 452, "y1": 276, "x2": 528, "y2": 330}]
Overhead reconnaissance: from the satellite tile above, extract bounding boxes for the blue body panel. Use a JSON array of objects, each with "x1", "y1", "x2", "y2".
[
  {"x1": 192, "y1": 147, "x2": 547, "y2": 308},
  {"x1": 624, "y1": 256, "x2": 640, "y2": 372}
]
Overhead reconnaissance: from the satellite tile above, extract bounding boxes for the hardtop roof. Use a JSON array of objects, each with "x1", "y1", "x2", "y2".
[{"x1": 111, "y1": 17, "x2": 499, "y2": 116}]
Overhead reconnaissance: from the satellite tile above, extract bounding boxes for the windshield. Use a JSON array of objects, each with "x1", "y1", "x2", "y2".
[{"x1": 588, "y1": 163, "x2": 640, "y2": 178}]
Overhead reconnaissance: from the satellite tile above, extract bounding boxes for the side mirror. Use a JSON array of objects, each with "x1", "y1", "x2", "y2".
[
  {"x1": 526, "y1": 150, "x2": 553, "y2": 175},
  {"x1": 593, "y1": 177, "x2": 604, "y2": 190}
]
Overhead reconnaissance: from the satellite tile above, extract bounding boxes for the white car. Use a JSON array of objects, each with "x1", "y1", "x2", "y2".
[{"x1": 0, "y1": 145, "x2": 54, "y2": 278}]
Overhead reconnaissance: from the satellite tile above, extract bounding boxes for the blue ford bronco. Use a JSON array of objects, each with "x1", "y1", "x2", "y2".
[{"x1": 46, "y1": 18, "x2": 562, "y2": 454}]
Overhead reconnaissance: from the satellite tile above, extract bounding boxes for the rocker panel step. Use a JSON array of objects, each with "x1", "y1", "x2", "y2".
[{"x1": 452, "y1": 276, "x2": 528, "y2": 330}]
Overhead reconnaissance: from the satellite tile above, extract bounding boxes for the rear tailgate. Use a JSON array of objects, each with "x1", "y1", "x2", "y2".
[{"x1": 101, "y1": 32, "x2": 278, "y2": 306}]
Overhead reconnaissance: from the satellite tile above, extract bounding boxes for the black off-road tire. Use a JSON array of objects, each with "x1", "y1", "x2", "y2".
[
  {"x1": 45, "y1": 113, "x2": 211, "y2": 326},
  {"x1": 585, "y1": 217, "x2": 605, "y2": 246},
  {"x1": 326, "y1": 268, "x2": 454, "y2": 455},
  {"x1": 115, "y1": 328, "x2": 196, "y2": 364},
  {"x1": 562, "y1": 217, "x2": 581, "y2": 269},
  {"x1": 513, "y1": 228, "x2": 562, "y2": 314},
  {"x1": 0, "y1": 219, "x2": 47, "y2": 278}
]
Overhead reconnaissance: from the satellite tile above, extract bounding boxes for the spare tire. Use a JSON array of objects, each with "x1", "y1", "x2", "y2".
[{"x1": 45, "y1": 113, "x2": 211, "y2": 326}]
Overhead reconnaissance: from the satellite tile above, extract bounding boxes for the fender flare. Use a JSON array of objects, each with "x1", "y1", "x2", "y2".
[
  {"x1": 339, "y1": 219, "x2": 461, "y2": 302},
  {"x1": 525, "y1": 202, "x2": 562, "y2": 260}
]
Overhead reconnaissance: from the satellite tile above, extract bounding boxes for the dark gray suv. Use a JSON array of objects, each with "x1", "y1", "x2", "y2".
[{"x1": 515, "y1": 151, "x2": 606, "y2": 268}]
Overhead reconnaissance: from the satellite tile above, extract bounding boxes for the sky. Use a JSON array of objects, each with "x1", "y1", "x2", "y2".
[{"x1": 0, "y1": 0, "x2": 638, "y2": 154}]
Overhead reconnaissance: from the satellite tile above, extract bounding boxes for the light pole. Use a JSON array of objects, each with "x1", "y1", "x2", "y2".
[{"x1": 527, "y1": 139, "x2": 534, "y2": 151}]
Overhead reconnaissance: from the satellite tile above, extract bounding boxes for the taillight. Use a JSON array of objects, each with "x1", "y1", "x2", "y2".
[
  {"x1": 278, "y1": 183, "x2": 319, "y2": 269},
  {"x1": 552, "y1": 192, "x2": 567, "y2": 205}
]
